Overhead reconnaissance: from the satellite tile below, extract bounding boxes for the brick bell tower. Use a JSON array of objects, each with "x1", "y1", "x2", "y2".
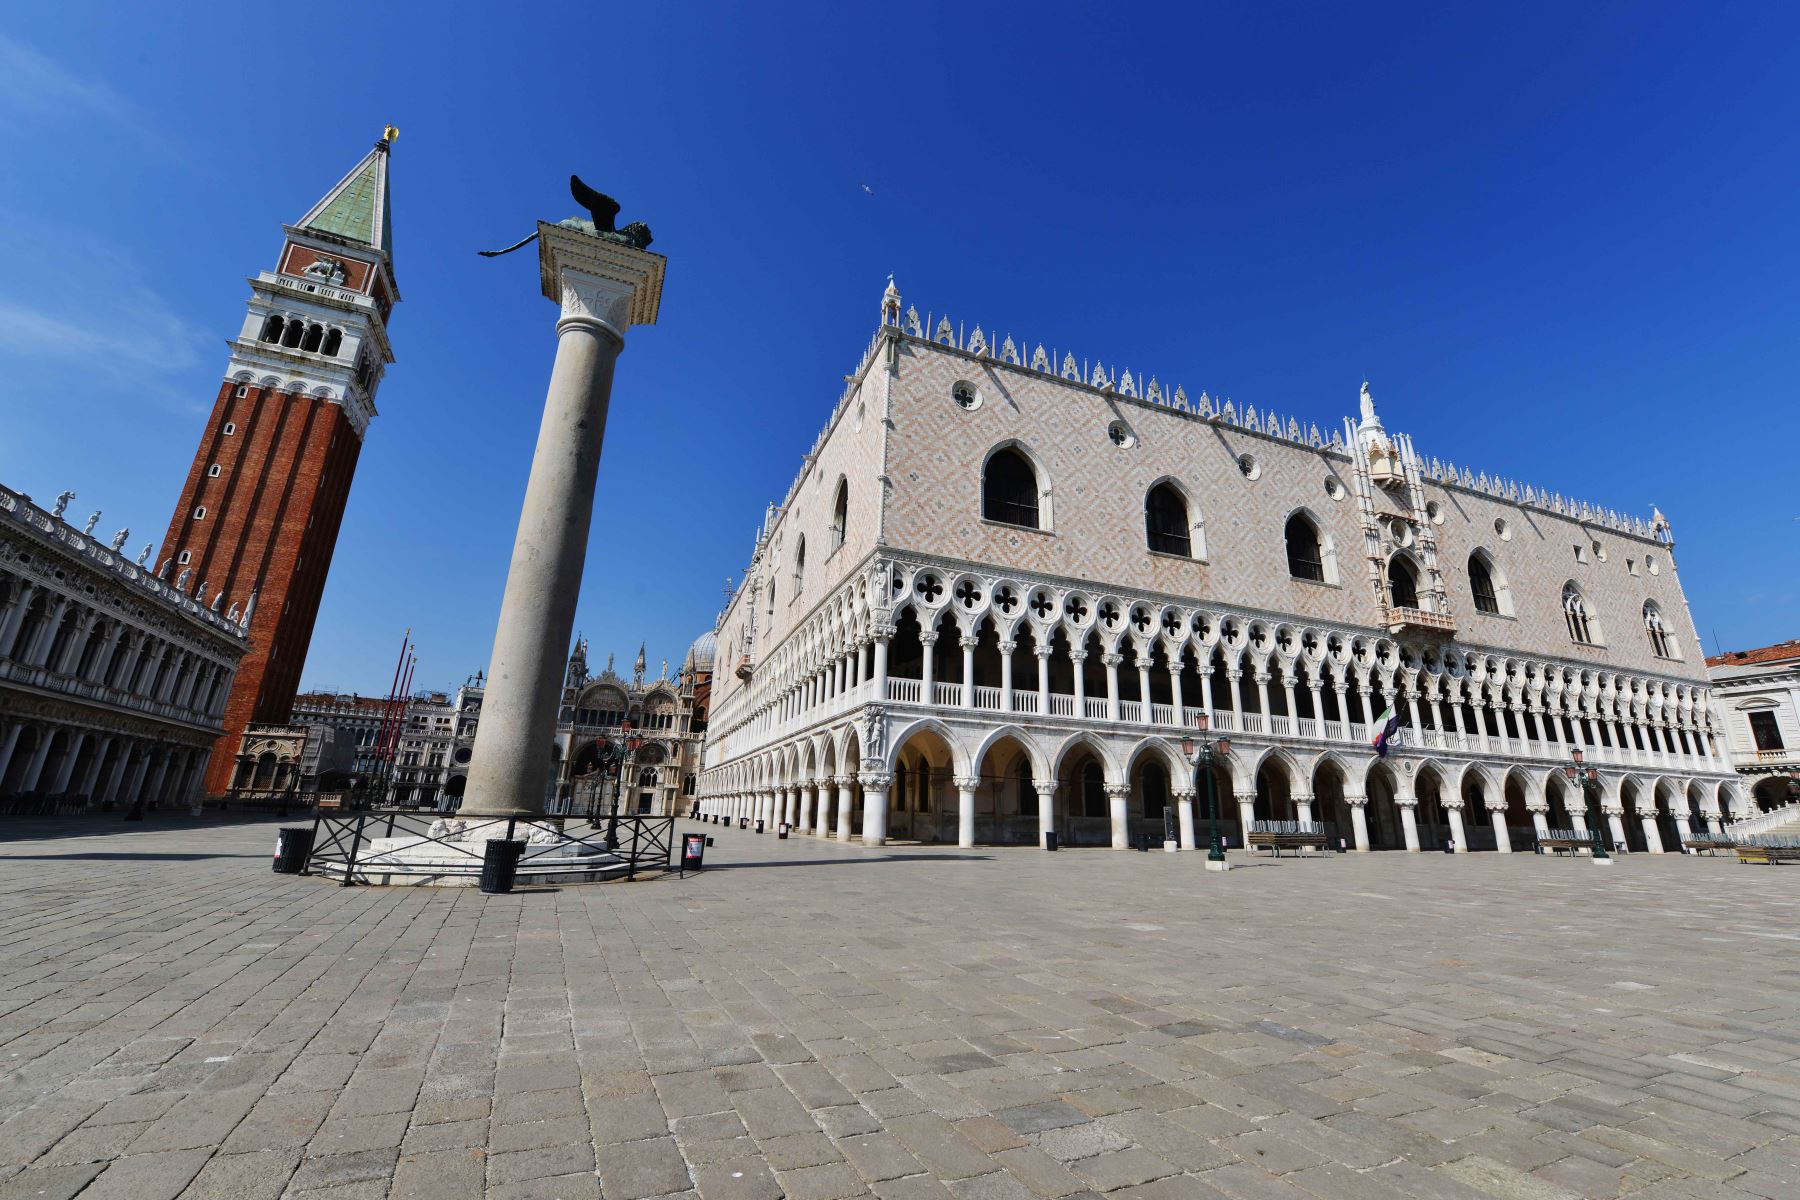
[{"x1": 161, "y1": 135, "x2": 400, "y2": 794}]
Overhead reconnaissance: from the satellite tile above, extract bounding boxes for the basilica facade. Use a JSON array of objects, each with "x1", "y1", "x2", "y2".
[{"x1": 696, "y1": 282, "x2": 1740, "y2": 855}]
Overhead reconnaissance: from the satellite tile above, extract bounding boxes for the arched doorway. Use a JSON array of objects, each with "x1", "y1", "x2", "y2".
[
  {"x1": 1127, "y1": 744, "x2": 1177, "y2": 846},
  {"x1": 1499, "y1": 769, "x2": 1535, "y2": 851},
  {"x1": 1413, "y1": 764, "x2": 1450, "y2": 850},
  {"x1": 1619, "y1": 778, "x2": 1651, "y2": 852},
  {"x1": 1460, "y1": 767, "x2": 1497, "y2": 850},
  {"x1": 889, "y1": 724, "x2": 956, "y2": 842},
  {"x1": 1364, "y1": 762, "x2": 1405, "y2": 850},
  {"x1": 1056, "y1": 742, "x2": 1111, "y2": 847},
  {"x1": 973, "y1": 731, "x2": 1041, "y2": 845},
  {"x1": 1312, "y1": 757, "x2": 1353, "y2": 851}
]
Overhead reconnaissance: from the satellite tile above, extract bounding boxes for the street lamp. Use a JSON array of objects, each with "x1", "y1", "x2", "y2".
[
  {"x1": 1564, "y1": 747, "x2": 1609, "y2": 861},
  {"x1": 1180, "y1": 713, "x2": 1231, "y2": 868},
  {"x1": 606, "y1": 721, "x2": 640, "y2": 849}
]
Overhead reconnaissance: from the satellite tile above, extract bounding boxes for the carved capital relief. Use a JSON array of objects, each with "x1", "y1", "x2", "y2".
[{"x1": 557, "y1": 268, "x2": 635, "y2": 338}]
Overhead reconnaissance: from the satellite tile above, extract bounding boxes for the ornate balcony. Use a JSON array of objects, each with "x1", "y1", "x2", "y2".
[{"x1": 1385, "y1": 606, "x2": 1457, "y2": 637}]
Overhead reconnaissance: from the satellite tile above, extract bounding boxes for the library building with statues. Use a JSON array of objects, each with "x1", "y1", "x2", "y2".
[{"x1": 695, "y1": 281, "x2": 1740, "y2": 855}]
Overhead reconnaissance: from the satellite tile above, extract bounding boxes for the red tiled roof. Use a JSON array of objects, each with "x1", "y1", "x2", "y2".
[{"x1": 1707, "y1": 640, "x2": 1800, "y2": 667}]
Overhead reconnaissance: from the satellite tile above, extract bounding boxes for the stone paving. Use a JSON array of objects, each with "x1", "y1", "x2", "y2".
[{"x1": 3, "y1": 818, "x2": 1800, "y2": 1200}]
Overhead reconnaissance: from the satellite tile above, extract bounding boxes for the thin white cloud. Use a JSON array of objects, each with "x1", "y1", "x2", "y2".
[
  {"x1": 0, "y1": 33, "x2": 179, "y2": 156},
  {"x1": 0, "y1": 211, "x2": 209, "y2": 396}
]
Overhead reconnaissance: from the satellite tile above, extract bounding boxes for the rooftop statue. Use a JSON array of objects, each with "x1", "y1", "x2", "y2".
[{"x1": 478, "y1": 175, "x2": 654, "y2": 259}]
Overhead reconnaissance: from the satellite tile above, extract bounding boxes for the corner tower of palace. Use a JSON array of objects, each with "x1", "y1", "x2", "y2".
[{"x1": 698, "y1": 281, "x2": 1737, "y2": 857}]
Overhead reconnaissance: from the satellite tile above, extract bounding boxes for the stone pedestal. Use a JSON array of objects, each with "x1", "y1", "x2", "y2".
[{"x1": 463, "y1": 221, "x2": 665, "y2": 817}]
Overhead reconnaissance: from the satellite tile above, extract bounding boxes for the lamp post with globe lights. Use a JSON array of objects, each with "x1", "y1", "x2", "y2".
[
  {"x1": 1181, "y1": 714, "x2": 1232, "y2": 871},
  {"x1": 1565, "y1": 748, "x2": 1610, "y2": 863}
]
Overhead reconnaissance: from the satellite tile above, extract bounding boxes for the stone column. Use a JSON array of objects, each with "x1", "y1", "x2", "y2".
[
  {"x1": 1103, "y1": 653, "x2": 1122, "y2": 721},
  {"x1": 0, "y1": 722, "x2": 24, "y2": 786},
  {"x1": 1490, "y1": 806, "x2": 1512, "y2": 852},
  {"x1": 50, "y1": 731, "x2": 89, "y2": 793},
  {"x1": 1641, "y1": 813, "x2": 1665, "y2": 854},
  {"x1": 1035, "y1": 646, "x2": 1052, "y2": 716},
  {"x1": 955, "y1": 775, "x2": 978, "y2": 848},
  {"x1": 873, "y1": 635, "x2": 889, "y2": 700},
  {"x1": 960, "y1": 637, "x2": 976, "y2": 709},
  {"x1": 1606, "y1": 807, "x2": 1629, "y2": 849},
  {"x1": 1035, "y1": 782, "x2": 1057, "y2": 848},
  {"x1": 798, "y1": 784, "x2": 814, "y2": 834},
  {"x1": 1106, "y1": 783, "x2": 1130, "y2": 849},
  {"x1": 1530, "y1": 806, "x2": 1550, "y2": 839},
  {"x1": 1398, "y1": 800, "x2": 1421, "y2": 852},
  {"x1": 463, "y1": 219, "x2": 665, "y2": 817},
  {"x1": 1137, "y1": 663, "x2": 1153, "y2": 722},
  {"x1": 1236, "y1": 791, "x2": 1256, "y2": 848},
  {"x1": 1293, "y1": 792, "x2": 1315, "y2": 825},
  {"x1": 1348, "y1": 797, "x2": 1370, "y2": 851},
  {"x1": 999, "y1": 643, "x2": 1014, "y2": 713},
  {"x1": 836, "y1": 777, "x2": 854, "y2": 842},
  {"x1": 861, "y1": 772, "x2": 890, "y2": 845},
  {"x1": 1071, "y1": 651, "x2": 1087, "y2": 715},
  {"x1": 1174, "y1": 789, "x2": 1197, "y2": 850},
  {"x1": 1445, "y1": 802, "x2": 1467, "y2": 852},
  {"x1": 19, "y1": 729, "x2": 56, "y2": 792}
]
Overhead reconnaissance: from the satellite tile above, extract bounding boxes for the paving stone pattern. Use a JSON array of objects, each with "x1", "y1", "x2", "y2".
[{"x1": 3, "y1": 817, "x2": 1800, "y2": 1198}]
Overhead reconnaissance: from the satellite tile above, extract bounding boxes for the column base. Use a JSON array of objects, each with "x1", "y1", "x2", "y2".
[
  {"x1": 1205, "y1": 859, "x2": 1231, "y2": 872},
  {"x1": 1164, "y1": 841, "x2": 1179, "y2": 853},
  {"x1": 1590, "y1": 856, "x2": 1615, "y2": 866}
]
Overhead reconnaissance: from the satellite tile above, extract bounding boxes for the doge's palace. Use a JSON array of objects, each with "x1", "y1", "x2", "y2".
[{"x1": 697, "y1": 281, "x2": 1739, "y2": 856}]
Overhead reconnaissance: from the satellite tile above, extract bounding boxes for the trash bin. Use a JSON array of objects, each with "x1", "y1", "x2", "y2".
[
  {"x1": 739, "y1": 817, "x2": 748, "y2": 829},
  {"x1": 272, "y1": 826, "x2": 314, "y2": 874},
  {"x1": 682, "y1": 833, "x2": 706, "y2": 872},
  {"x1": 1045, "y1": 831, "x2": 1059, "y2": 852},
  {"x1": 480, "y1": 839, "x2": 526, "y2": 894},
  {"x1": 755, "y1": 819, "x2": 765, "y2": 834},
  {"x1": 705, "y1": 835, "x2": 714, "y2": 847},
  {"x1": 778, "y1": 822, "x2": 789, "y2": 839}
]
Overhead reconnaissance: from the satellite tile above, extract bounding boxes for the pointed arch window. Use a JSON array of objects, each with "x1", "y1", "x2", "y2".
[
  {"x1": 830, "y1": 479, "x2": 848, "y2": 552},
  {"x1": 792, "y1": 537, "x2": 806, "y2": 596},
  {"x1": 1563, "y1": 583, "x2": 1597, "y2": 645},
  {"x1": 1145, "y1": 482, "x2": 1191, "y2": 557},
  {"x1": 1285, "y1": 513, "x2": 1325, "y2": 581},
  {"x1": 982, "y1": 446, "x2": 1040, "y2": 530},
  {"x1": 1469, "y1": 553, "x2": 1500, "y2": 614},
  {"x1": 1644, "y1": 601, "x2": 1676, "y2": 658},
  {"x1": 1387, "y1": 555, "x2": 1420, "y2": 609}
]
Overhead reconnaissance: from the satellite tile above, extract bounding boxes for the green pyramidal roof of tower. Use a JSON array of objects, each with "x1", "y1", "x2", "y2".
[{"x1": 297, "y1": 140, "x2": 392, "y2": 256}]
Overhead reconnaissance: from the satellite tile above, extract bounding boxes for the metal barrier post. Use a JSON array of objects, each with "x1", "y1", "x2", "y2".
[
  {"x1": 627, "y1": 818, "x2": 641, "y2": 880},
  {"x1": 340, "y1": 815, "x2": 366, "y2": 888},
  {"x1": 302, "y1": 811, "x2": 323, "y2": 876}
]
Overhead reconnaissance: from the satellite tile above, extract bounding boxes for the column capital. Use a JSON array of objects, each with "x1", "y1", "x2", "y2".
[
  {"x1": 1103, "y1": 783, "x2": 1130, "y2": 800},
  {"x1": 1234, "y1": 790, "x2": 1257, "y2": 804},
  {"x1": 1034, "y1": 781, "x2": 1058, "y2": 798},
  {"x1": 954, "y1": 775, "x2": 981, "y2": 790},
  {"x1": 998, "y1": 641, "x2": 1017, "y2": 655},
  {"x1": 1101, "y1": 652, "x2": 1124, "y2": 667},
  {"x1": 539, "y1": 220, "x2": 664, "y2": 333},
  {"x1": 1172, "y1": 788, "x2": 1197, "y2": 801},
  {"x1": 860, "y1": 771, "x2": 891, "y2": 790}
]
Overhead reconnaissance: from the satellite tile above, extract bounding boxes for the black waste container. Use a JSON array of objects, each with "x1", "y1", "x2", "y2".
[
  {"x1": 739, "y1": 817, "x2": 748, "y2": 829},
  {"x1": 682, "y1": 833, "x2": 706, "y2": 872},
  {"x1": 778, "y1": 822, "x2": 789, "y2": 840},
  {"x1": 1045, "y1": 831, "x2": 1059, "y2": 852},
  {"x1": 273, "y1": 826, "x2": 314, "y2": 874},
  {"x1": 480, "y1": 839, "x2": 526, "y2": 894},
  {"x1": 755, "y1": 819, "x2": 765, "y2": 834}
]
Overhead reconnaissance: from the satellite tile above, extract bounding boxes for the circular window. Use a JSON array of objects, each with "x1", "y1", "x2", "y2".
[
  {"x1": 1388, "y1": 517, "x2": 1414, "y2": 547},
  {"x1": 1324, "y1": 477, "x2": 1345, "y2": 500},
  {"x1": 1426, "y1": 500, "x2": 1444, "y2": 525},
  {"x1": 453, "y1": 747, "x2": 471, "y2": 765},
  {"x1": 1238, "y1": 453, "x2": 1260, "y2": 480},
  {"x1": 951, "y1": 381, "x2": 981, "y2": 411},
  {"x1": 1107, "y1": 421, "x2": 1135, "y2": 448},
  {"x1": 1647, "y1": 554, "x2": 1660, "y2": 575},
  {"x1": 1494, "y1": 517, "x2": 1512, "y2": 541}
]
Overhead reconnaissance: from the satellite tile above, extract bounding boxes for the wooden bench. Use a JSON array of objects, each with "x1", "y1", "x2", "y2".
[
  {"x1": 1683, "y1": 838, "x2": 1735, "y2": 856},
  {"x1": 1537, "y1": 835, "x2": 1594, "y2": 857},
  {"x1": 1736, "y1": 845, "x2": 1800, "y2": 865},
  {"x1": 1248, "y1": 831, "x2": 1331, "y2": 857}
]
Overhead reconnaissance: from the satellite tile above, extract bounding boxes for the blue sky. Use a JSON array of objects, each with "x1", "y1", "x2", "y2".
[{"x1": 3, "y1": 3, "x2": 1797, "y2": 695}]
